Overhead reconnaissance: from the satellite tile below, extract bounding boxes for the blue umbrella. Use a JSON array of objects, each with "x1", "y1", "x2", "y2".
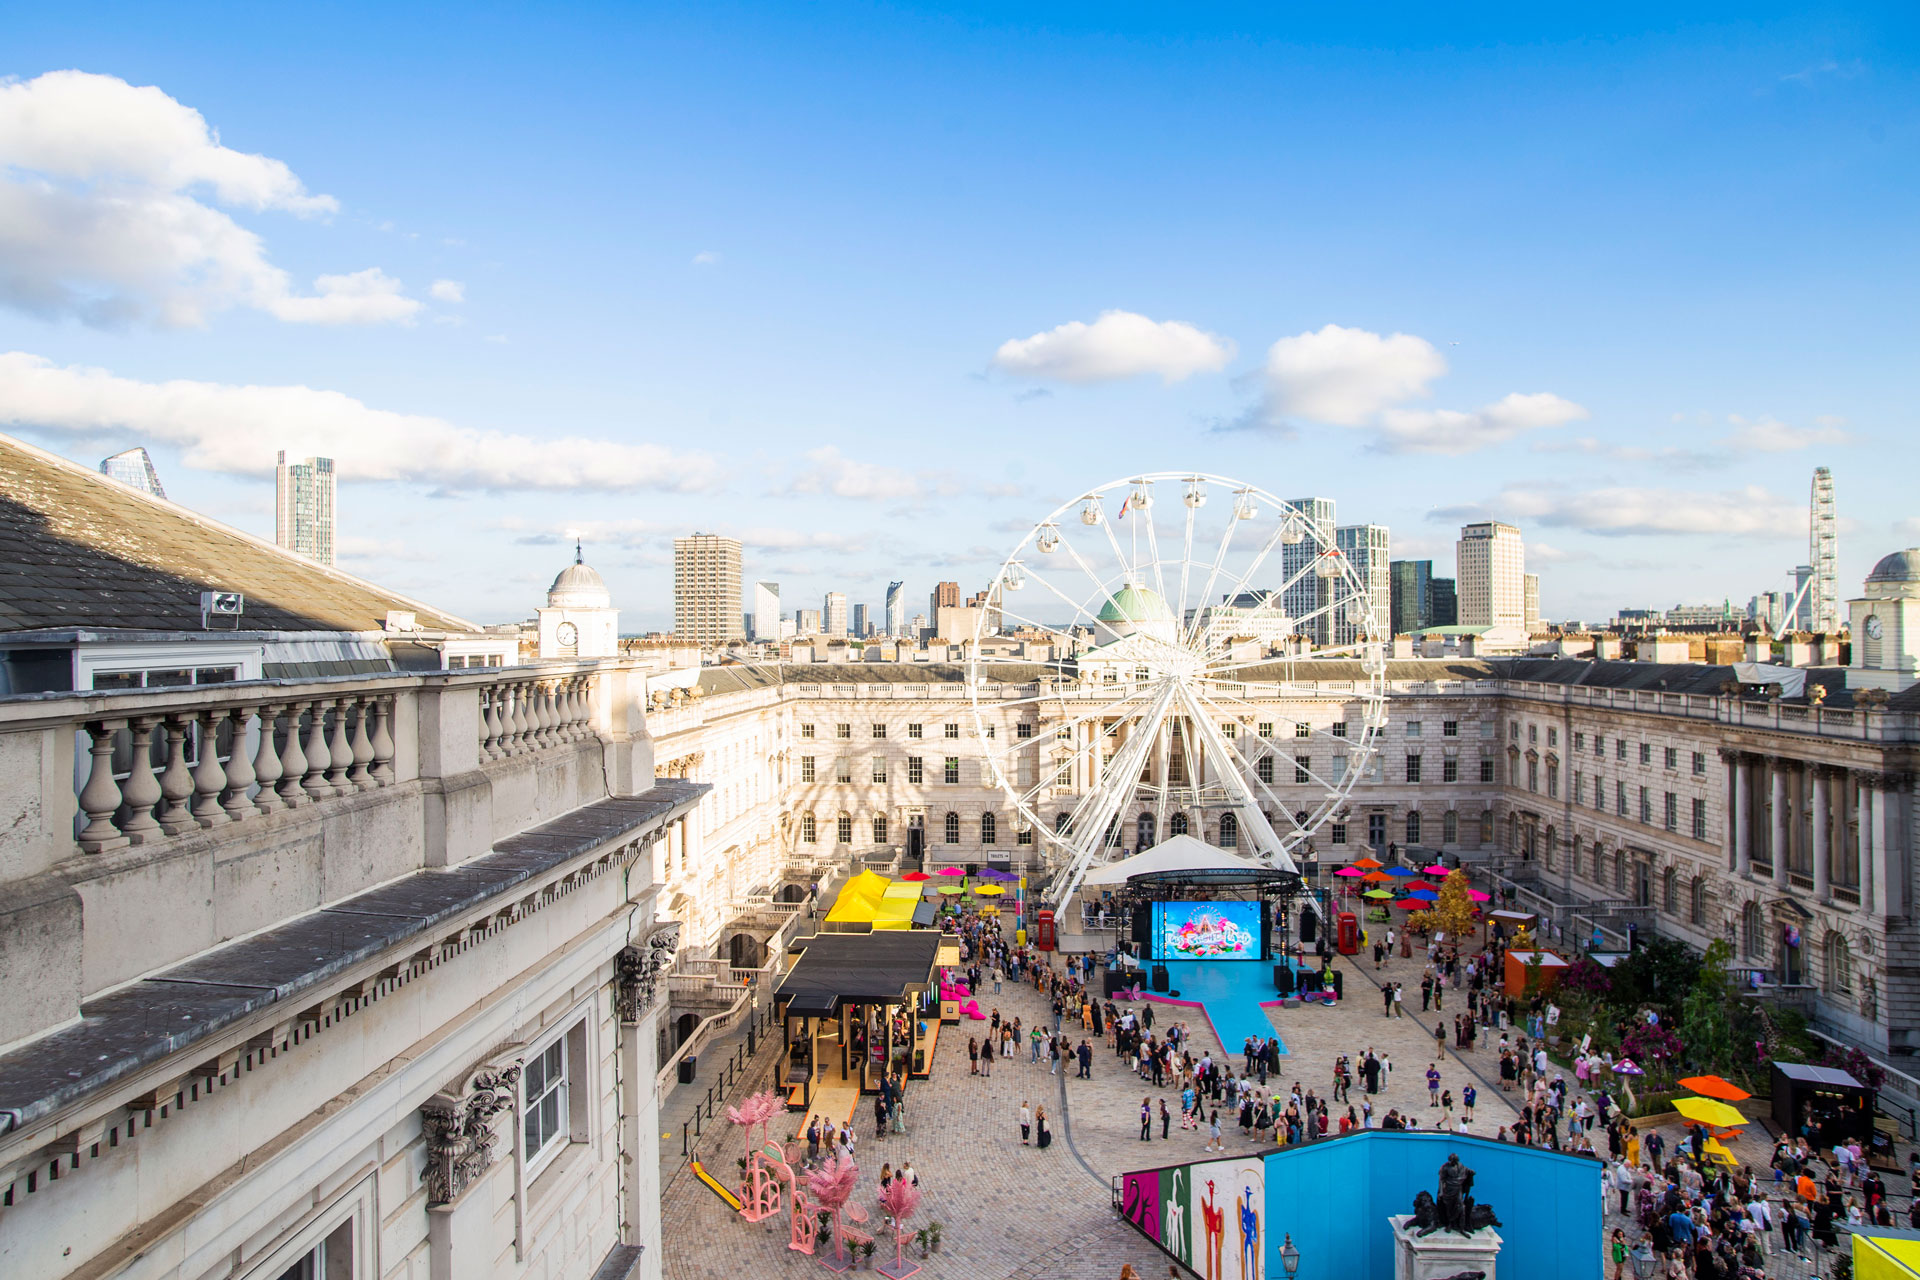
[
  {"x1": 1384, "y1": 866, "x2": 1417, "y2": 878},
  {"x1": 1407, "y1": 888, "x2": 1439, "y2": 900}
]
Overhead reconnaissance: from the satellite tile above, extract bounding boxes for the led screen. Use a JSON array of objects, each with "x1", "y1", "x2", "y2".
[{"x1": 1151, "y1": 900, "x2": 1264, "y2": 961}]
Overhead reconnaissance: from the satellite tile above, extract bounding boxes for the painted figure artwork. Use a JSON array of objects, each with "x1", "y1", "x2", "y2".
[
  {"x1": 1164, "y1": 1164, "x2": 1193, "y2": 1268},
  {"x1": 1237, "y1": 1182, "x2": 1261, "y2": 1280},
  {"x1": 1200, "y1": 1177, "x2": 1225, "y2": 1280},
  {"x1": 1121, "y1": 1170, "x2": 1161, "y2": 1243}
]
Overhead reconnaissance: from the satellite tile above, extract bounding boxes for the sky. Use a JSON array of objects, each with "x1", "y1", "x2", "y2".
[{"x1": 1, "y1": 3, "x2": 1915, "y2": 631}]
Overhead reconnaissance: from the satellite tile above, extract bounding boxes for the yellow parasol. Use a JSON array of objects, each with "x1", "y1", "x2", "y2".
[
  {"x1": 1671, "y1": 1096, "x2": 1747, "y2": 1129},
  {"x1": 975, "y1": 885, "x2": 1005, "y2": 896}
]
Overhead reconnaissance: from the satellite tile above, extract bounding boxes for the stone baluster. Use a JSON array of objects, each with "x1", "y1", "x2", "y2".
[
  {"x1": 348, "y1": 697, "x2": 377, "y2": 791},
  {"x1": 77, "y1": 719, "x2": 129, "y2": 853},
  {"x1": 475, "y1": 685, "x2": 495, "y2": 759},
  {"x1": 117, "y1": 715, "x2": 165, "y2": 842},
  {"x1": 155, "y1": 715, "x2": 197, "y2": 836},
  {"x1": 254, "y1": 705, "x2": 287, "y2": 810},
  {"x1": 302, "y1": 699, "x2": 334, "y2": 799},
  {"x1": 370, "y1": 696, "x2": 396, "y2": 784},
  {"x1": 481, "y1": 685, "x2": 505, "y2": 759},
  {"x1": 562, "y1": 677, "x2": 584, "y2": 740},
  {"x1": 535, "y1": 682, "x2": 555, "y2": 747},
  {"x1": 278, "y1": 703, "x2": 311, "y2": 807},
  {"x1": 326, "y1": 699, "x2": 354, "y2": 792},
  {"x1": 221, "y1": 706, "x2": 258, "y2": 820},
  {"x1": 190, "y1": 708, "x2": 231, "y2": 827},
  {"x1": 508, "y1": 683, "x2": 530, "y2": 754}
]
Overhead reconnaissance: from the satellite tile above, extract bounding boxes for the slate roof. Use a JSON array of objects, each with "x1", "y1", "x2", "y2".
[
  {"x1": 0, "y1": 433, "x2": 478, "y2": 635},
  {"x1": 0, "y1": 779, "x2": 707, "y2": 1131}
]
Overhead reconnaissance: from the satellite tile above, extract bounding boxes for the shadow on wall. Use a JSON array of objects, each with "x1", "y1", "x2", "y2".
[{"x1": 1118, "y1": 1128, "x2": 1602, "y2": 1280}]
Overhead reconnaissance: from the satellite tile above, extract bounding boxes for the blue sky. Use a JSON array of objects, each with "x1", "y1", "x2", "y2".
[{"x1": 1, "y1": 3, "x2": 1915, "y2": 629}]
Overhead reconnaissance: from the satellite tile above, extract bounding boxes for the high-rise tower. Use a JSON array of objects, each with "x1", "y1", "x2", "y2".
[
  {"x1": 275, "y1": 452, "x2": 336, "y2": 566},
  {"x1": 673, "y1": 533, "x2": 744, "y2": 644},
  {"x1": 100, "y1": 447, "x2": 166, "y2": 499},
  {"x1": 1456, "y1": 521, "x2": 1525, "y2": 630},
  {"x1": 1810, "y1": 466, "x2": 1839, "y2": 633}
]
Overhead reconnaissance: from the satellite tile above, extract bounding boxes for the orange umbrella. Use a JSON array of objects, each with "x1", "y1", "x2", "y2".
[
  {"x1": 1361, "y1": 870, "x2": 1395, "y2": 882},
  {"x1": 1678, "y1": 1075, "x2": 1751, "y2": 1102},
  {"x1": 1352, "y1": 857, "x2": 1384, "y2": 869}
]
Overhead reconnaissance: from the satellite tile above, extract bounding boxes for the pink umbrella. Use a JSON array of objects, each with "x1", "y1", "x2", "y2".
[
  {"x1": 1333, "y1": 867, "x2": 1367, "y2": 877},
  {"x1": 937, "y1": 867, "x2": 964, "y2": 876},
  {"x1": 1425, "y1": 864, "x2": 1450, "y2": 875},
  {"x1": 1467, "y1": 889, "x2": 1491, "y2": 902}
]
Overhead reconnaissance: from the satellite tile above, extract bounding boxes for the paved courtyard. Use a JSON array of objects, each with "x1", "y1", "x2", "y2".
[{"x1": 661, "y1": 938, "x2": 1911, "y2": 1279}]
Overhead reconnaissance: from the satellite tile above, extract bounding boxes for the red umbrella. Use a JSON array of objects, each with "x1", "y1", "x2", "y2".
[
  {"x1": 1395, "y1": 899, "x2": 1432, "y2": 910},
  {"x1": 1404, "y1": 881, "x2": 1439, "y2": 892},
  {"x1": 901, "y1": 871, "x2": 930, "y2": 881}
]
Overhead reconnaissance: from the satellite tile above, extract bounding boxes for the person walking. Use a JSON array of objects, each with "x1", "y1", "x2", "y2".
[
  {"x1": 1394, "y1": 983, "x2": 1406, "y2": 1018},
  {"x1": 1207, "y1": 1109, "x2": 1224, "y2": 1152},
  {"x1": 1462, "y1": 1083, "x2": 1476, "y2": 1124},
  {"x1": 1382, "y1": 984, "x2": 1394, "y2": 1018}
]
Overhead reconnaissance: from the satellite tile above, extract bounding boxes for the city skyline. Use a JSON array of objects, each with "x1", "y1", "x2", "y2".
[{"x1": 0, "y1": 10, "x2": 1914, "y2": 631}]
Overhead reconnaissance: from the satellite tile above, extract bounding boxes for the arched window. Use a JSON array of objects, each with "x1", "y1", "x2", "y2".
[
  {"x1": 1662, "y1": 868, "x2": 1677, "y2": 914},
  {"x1": 1479, "y1": 810, "x2": 1493, "y2": 845},
  {"x1": 1406, "y1": 811, "x2": 1422, "y2": 845},
  {"x1": 1825, "y1": 932, "x2": 1853, "y2": 994},
  {"x1": 1442, "y1": 810, "x2": 1458, "y2": 844},
  {"x1": 1613, "y1": 852, "x2": 1625, "y2": 894},
  {"x1": 1742, "y1": 902, "x2": 1763, "y2": 958},
  {"x1": 872, "y1": 814, "x2": 888, "y2": 843},
  {"x1": 1055, "y1": 812, "x2": 1071, "y2": 835},
  {"x1": 944, "y1": 811, "x2": 960, "y2": 844},
  {"x1": 1219, "y1": 812, "x2": 1238, "y2": 850},
  {"x1": 1170, "y1": 812, "x2": 1189, "y2": 836},
  {"x1": 982, "y1": 812, "x2": 997, "y2": 845},
  {"x1": 800, "y1": 812, "x2": 817, "y2": 843},
  {"x1": 836, "y1": 812, "x2": 853, "y2": 844},
  {"x1": 1137, "y1": 812, "x2": 1155, "y2": 849},
  {"x1": 1689, "y1": 876, "x2": 1706, "y2": 926}
]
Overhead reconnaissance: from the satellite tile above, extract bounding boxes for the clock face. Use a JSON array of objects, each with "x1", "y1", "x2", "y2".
[
  {"x1": 556, "y1": 621, "x2": 579, "y2": 646},
  {"x1": 1865, "y1": 616, "x2": 1884, "y2": 640}
]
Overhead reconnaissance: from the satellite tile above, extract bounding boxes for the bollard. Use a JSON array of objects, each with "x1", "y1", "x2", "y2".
[{"x1": 683, "y1": 1121, "x2": 690, "y2": 1156}]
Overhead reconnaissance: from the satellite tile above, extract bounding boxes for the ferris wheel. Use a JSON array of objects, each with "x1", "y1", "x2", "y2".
[{"x1": 963, "y1": 472, "x2": 1388, "y2": 908}]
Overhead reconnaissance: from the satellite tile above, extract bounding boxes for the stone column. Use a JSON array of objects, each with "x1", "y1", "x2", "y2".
[
  {"x1": 1730, "y1": 750, "x2": 1753, "y2": 878},
  {"x1": 1812, "y1": 766, "x2": 1832, "y2": 903},
  {"x1": 1771, "y1": 759, "x2": 1791, "y2": 889}
]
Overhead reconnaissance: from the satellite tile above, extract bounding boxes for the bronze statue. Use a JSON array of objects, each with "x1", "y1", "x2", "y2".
[{"x1": 1414, "y1": 1153, "x2": 1502, "y2": 1238}]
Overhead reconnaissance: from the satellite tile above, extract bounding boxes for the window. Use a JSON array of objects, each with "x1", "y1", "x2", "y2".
[
  {"x1": 1664, "y1": 747, "x2": 1678, "y2": 770},
  {"x1": 1017, "y1": 824, "x2": 1032, "y2": 846},
  {"x1": 1617, "y1": 782, "x2": 1628, "y2": 815},
  {"x1": 872, "y1": 756, "x2": 888, "y2": 783},
  {"x1": 1258, "y1": 757, "x2": 1275, "y2": 784},
  {"x1": 1434, "y1": 720, "x2": 1454, "y2": 739},
  {"x1": 1742, "y1": 903, "x2": 1763, "y2": 957},
  {"x1": 908, "y1": 723, "x2": 924, "y2": 739},
  {"x1": 1692, "y1": 751, "x2": 1706, "y2": 777},
  {"x1": 1218, "y1": 812, "x2": 1238, "y2": 849},
  {"x1": 1016, "y1": 722, "x2": 1033, "y2": 739},
  {"x1": 1690, "y1": 877, "x2": 1706, "y2": 927},
  {"x1": 985, "y1": 725, "x2": 996, "y2": 739},
  {"x1": 1055, "y1": 725, "x2": 1072, "y2": 740},
  {"x1": 837, "y1": 724, "x2": 852, "y2": 739},
  {"x1": 1479, "y1": 760, "x2": 1494, "y2": 783},
  {"x1": 1572, "y1": 768, "x2": 1582, "y2": 799},
  {"x1": 269, "y1": 1219, "x2": 355, "y2": 1280},
  {"x1": 982, "y1": 812, "x2": 997, "y2": 844},
  {"x1": 801, "y1": 756, "x2": 816, "y2": 783},
  {"x1": 1546, "y1": 763, "x2": 1559, "y2": 799},
  {"x1": 801, "y1": 723, "x2": 815, "y2": 739},
  {"x1": 1573, "y1": 732, "x2": 1585, "y2": 751},
  {"x1": 837, "y1": 813, "x2": 853, "y2": 843},
  {"x1": 1330, "y1": 822, "x2": 1347, "y2": 845},
  {"x1": 872, "y1": 723, "x2": 887, "y2": 738},
  {"x1": 1406, "y1": 755, "x2": 1422, "y2": 783},
  {"x1": 1443, "y1": 758, "x2": 1459, "y2": 783},
  {"x1": 944, "y1": 757, "x2": 960, "y2": 784},
  {"x1": 801, "y1": 813, "x2": 817, "y2": 842},
  {"x1": 1663, "y1": 868, "x2": 1678, "y2": 914},
  {"x1": 944, "y1": 812, "x2": 960, "y2": 843},
  {"x1": 1594, "y1": 735, "x2": 1604, "y2": 758},
  {"x1": 1664, "y1": 791, "x2": 1678, "y2": 831},
  {"x1": 1055, "y1": 813, "x2": 1070, "y2": 835},
  {"x1": 523, "y1": 1031, "x2": 571, "y2": 1168},
  {"x1": 1221, "y1": 721, "x2": 1238, "y2": 739},
  {"x1": 1526, "y1": 759, "x2": 1538, "y2": 792},
  {"x1": 873, "y1": 814, "x2": 888, "y2": 843},
  {"x1": 1547, "y1": 728, "x2": 1558, "y2": 748},
  {"x1": 944, "y1": 723, "x2": 959, "y2": 739},
  {"x1": 907, "y1": 756, "x2": 924, "y2": 784},
  {"x1": 1480, "y1": 721, "x2": 1496, "y2": 739},
  {"x1": 1639, "y1": 743, "x2": 1651, "y2": 765},
  {"x1": 1296, "y1": 756, "x2": 1312, "y2": 784},
  {"x1": 1331, "y1": 722, "x2": 1347, "y2": 738},
  {"x1": 1406, "y1": 721, "x2": 1423, "y2": 739},
  {"x1": 1292, "y1": 722, "x2": 1307, "y2": 738},
  {"x1": 1528, "y1": 724, "x2": 1538, "y2": 744},
  {"x1": 1692, "y1": 798, "x2": 1707, "y2": 840},
  {"x1": 1639, "y1": 786, "x2": 1651, "y2": 824},
  {"x1": 836, "y1": 758, "x2": 853, "y2": 783},
  {"x1": 1406, "y1": 811, "x2": 1421, "y2": 844},
  {"x1": 1616, "y1": 739, "x2": 1627, "y2": 761},
  {"x1": 1442, "y1": 810, "x2": 1458, "y2": 843},
  {"x1": 1169, "y1": 813, "x2": 1189, "y2": 835},
  {"x1": 1825, "y1": 932, "x2": 1853, "y2": 995}
]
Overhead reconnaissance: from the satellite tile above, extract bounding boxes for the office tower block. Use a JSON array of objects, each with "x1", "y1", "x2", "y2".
[
  {"x1": 885, "y1": 581, "x2": 907, "y2": 637},
  {"x1": 673, "y1": 533, "x2": 744, "y2": 643},
  {"x1": 1334, "y1": 524, "x2": 1391, "y2": 645},
  {"x1": 1429, "y1": 577, "x2": 1459, "y2": 627},
  {"x1": 1281, "y1": 497, "x2": 1336, "y2": 645},
  {"x1": 1390, "y1": 559, "x2": 1433, "y2": 634},
  {"x1": 1456, "y1": 521, "x2": 1525, "y2": 629},
  {"x1": 100, "y1": 447, "x2": 167, "y2": 499},
  {"x1": 751, "y1": 581, "x2": 781, "y2": 640},
  {"x1": 823, "y1": 591, "x2": 848, "y2": 637},
  {"x1": 275, "y1": 452, "x2": 336, "y2": 566}
]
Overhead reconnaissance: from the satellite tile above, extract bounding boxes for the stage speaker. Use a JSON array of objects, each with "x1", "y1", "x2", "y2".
[
  {"x1": 1299, "y1": 910, "x2": 1318, "y2": 945},
  {"x1": 1273, "y1": 965, "x2": 1295, "y2": 995},
  {"x1": 1103, "y1": 970, "x2": 1128, "y2": 997},
  {"x1": 1150, "y1": 964, "x2": 1170, "y2": 993},
  {"x1": 1330, "y1": 970, "x2": 1344, "y2": 999}
]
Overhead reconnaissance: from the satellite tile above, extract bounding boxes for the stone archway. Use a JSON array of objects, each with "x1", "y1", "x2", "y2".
[
  {"x1": 728, "y1": 932, "x2": 766, "y2": 970},
  {"x1": 776, "y1": 882, "x2": 809, "y2": 904},
  {"x1": 674, "y1": 1012, "x2": 699, "y2": 1047}
]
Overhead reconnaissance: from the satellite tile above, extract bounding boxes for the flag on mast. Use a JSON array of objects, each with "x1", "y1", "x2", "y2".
[{"x1": 1118, "y1": 496, "x2": 1131, "y2": 519}]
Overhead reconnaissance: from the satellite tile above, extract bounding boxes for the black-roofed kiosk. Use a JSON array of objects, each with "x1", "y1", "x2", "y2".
[{"x1": 773, "y1": 931, "x2": 943, "y2": 1129}]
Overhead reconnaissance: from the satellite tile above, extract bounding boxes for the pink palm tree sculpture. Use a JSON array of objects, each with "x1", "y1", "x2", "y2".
[
  {"x1": 727, "y1": 1089, "x2": 786, "y2": 1221},
  {"x1": 806, "y1": 1152, "x2": 860, "y2": 1266},
  {"x1": 879, "y1": 1174, "x2": 922, "y2": 1278}
]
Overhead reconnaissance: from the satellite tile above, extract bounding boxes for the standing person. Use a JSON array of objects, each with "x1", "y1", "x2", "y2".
[
  {"x1": 1382, "y1": 984, "x2": 1395, "y2": 1019},
  {"x1": 1035, "y1": 1106, "x2": 1051, "y2": 1149},
  {"x1": 1462, "y1": 1083, "x2": 1476, "y2": 1124},
  {"x1": 1434, "y1": 1022, "x2": 1446, "y2": 1056},
  {"x1": 1608, "y1": 1228, "x2": 1628, "y2": 1280},
  {"x1": 1427, "y1": 1064, "x2": 1441, "y2": 1107},
  {"x1": 992, "y1": 965, "x2": 1002, "y2": 994},
  {"x1": 1020, "y1": 1100, "x2": 1031, "y2": 1145},
  {"x1": 981, "y1": 1038, "x2": 993, "y2": 1077},
  {"x1": 1141, "y1": 1097, "x2": 1153, "y2": 1142},
  {"x1": 969, "y1": 1036, "x2": 980, "y2": 1076},
  {"x1": 1161, "y1": 1099, "x2": 1172, "y2": 1139},
  {"x1": 1394, "y1": 983, "x2": 1406, "y2": 1018},
  {"x1": 1208, "y1": 1108, "x2": 1225, "y2": 1152}
]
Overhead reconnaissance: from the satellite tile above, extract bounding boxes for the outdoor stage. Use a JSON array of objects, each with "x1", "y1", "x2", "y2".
[{"x1": 1142, "y1": 959, "x2": 1291, "y2": 1056}]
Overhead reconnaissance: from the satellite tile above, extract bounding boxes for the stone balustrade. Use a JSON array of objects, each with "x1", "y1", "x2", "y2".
[{"x1": 476, "y1": 673, "x2": 594, "y2": 760}]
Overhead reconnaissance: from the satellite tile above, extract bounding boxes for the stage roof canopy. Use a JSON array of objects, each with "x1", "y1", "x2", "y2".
[
  {"x1": 1081, "y1": 834, "x2": 1288, "y2": 887},
  {"x1": 776, "y1": 931, "x2": 943, "y2": 1017}
]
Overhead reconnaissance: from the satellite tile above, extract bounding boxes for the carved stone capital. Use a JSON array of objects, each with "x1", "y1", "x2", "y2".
[
  {"x1": 421, "y1": 1060, "x2": 523, "y2": 1207},
  {"x1": 616, "y1": 921, "x2": 681, "y2": 1023}
]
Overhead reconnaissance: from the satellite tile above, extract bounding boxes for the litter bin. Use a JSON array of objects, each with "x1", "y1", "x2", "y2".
[{"x1": 677, "y1": 1055, "x2": 696, "y2": 1085}]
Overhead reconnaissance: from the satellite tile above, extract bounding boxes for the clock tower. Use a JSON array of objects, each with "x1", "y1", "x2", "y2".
[
  {"x1": 537, "y1": 542, "x2": 619, "y2": 659},
  {"x1": 1848, "y1": 548, "x2": 1920, "y2": 694}
]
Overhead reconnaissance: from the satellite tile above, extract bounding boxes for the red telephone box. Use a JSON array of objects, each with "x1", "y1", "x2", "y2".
[
  {"x1": 1035, "y1": 909, "x2": 1056, "y2": 952},
  {"x1": 1336, "y1": 911, "x2": 1360, "y2": 956}
]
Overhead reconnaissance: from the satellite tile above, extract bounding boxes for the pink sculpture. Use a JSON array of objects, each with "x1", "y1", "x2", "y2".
[
  {"x1": 726, "y1": 1089, "x2": 786, "y2": 1222},
  {"x1": 806, "y1": 1152, "x2": 860, "y2": 1271},
  {"x1": 878, "y1": 1170, "x2": 923, "y2": 1278}
]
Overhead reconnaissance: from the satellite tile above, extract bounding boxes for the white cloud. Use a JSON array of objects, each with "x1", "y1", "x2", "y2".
[
  {"x1": 1894, "y1": 516, "x2": 1920, "y2": 540},
  {"x1": 1716, "y1": 413, "x2": 1851, "y2": 453},
  {"x1": 1374, "y1": 392, "x2": 1588, "y2": 454},
  {"x1": 785, "y1": 447, "x2": 932, "y2": 502},
  {"x1": 0, "y1": 70, "x2": 417, "y2": 327},
  {"x1": 1527, "y1": 541, "x2": 1590, "y2": 564},
  {"x1": 1259, "y1": 324, "x2": 1446, "y2": 425},
  {"x1": 0, "y1": 351, "x2": 720, "y2": 493},
  {"x1": 993, "y1": 310, "x2": 1233, "y2": 384},
  {"x1": 1449, "y1": 483, "x2": 1806, "y2": 538},
  {"x1": 429, "y1": 278, "x2": 465, "y2": 303},
  {"x1": 691, "y1": 251, "x2": 721, "y2": 266}
]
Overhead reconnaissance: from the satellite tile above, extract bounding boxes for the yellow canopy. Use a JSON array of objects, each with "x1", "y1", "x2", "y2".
[
  {"x1": 825, "y1": 870, "x2": 894, "y2": 923},
  {"x1": 1671, "y1": 1096, "x2": 1747, "y2": 1128},
  {"x1": 1855, "y1": 1234, "x2": 1920, "y2": 1279}
]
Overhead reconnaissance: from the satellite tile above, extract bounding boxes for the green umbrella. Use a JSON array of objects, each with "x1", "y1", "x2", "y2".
[
  {"x1": 1363, "y1": 889, "x2": 1395, "y2": 899},
  {"x1": 939, "y1": 884, "x2": 967, "y2": 895}
]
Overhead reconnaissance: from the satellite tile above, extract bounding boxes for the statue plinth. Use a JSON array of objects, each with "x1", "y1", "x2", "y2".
[{"x1": 1389, "y1": 1215, "x2": 1502, "y2": 1280}]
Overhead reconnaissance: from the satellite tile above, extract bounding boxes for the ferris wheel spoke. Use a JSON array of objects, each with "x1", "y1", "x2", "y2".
[
  {"x1": 1014, "y1": 561, "x2": 1136, "y2": 649},
  {"x1": 1188, "y1": 686, "x2": 1348, "y2": 811},
  {"x1": 1170, "y1": 683, "x2": 1301, "y2": 866},
  {"x1": 1174, "y1": 492, "x2": 1198, "y2": 634},
  {"x1": 1197, "y1": 555, "x2": 1326, "y2": 660},
  {"x1": 1180, "y1": 504, "x2": 1245, "y2": 648},
  {"x1": 1134, "y1": 486, "x2": 1174, "y2": 616}
]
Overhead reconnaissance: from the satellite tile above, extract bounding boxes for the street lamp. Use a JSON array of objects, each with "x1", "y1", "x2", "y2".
[
  {"x1": 1279, "y1": 1233, "x2": 1301, "y2": 1277},
  {"x1": 1629, "y1": 1240, "x2": 1655, "y2": 1279}
]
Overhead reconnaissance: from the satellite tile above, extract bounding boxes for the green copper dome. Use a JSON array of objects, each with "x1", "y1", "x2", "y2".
[{"x1": 1097, "y1": 584, "x2": 1175, "y2": 624}]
